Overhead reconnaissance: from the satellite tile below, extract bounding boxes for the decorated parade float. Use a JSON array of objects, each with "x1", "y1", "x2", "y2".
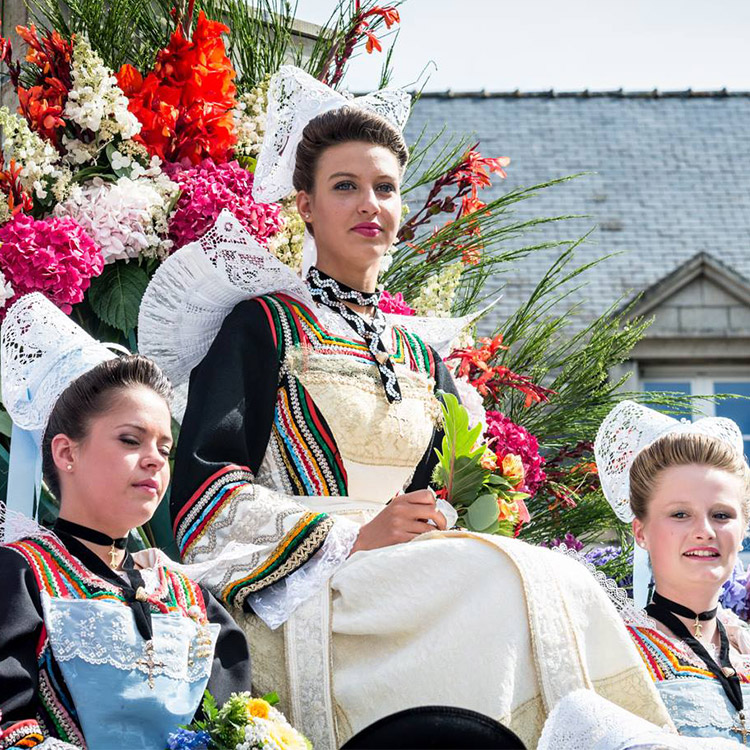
[{"x1": 3, "y1": 1, "x2": 750, "y2": 746}]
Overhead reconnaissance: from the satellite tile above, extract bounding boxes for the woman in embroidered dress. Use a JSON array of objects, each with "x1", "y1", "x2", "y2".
[
  {"x1": 0, "y1": 294, "x2": 251, "y2": 750},
  {"x1": 138, "y1": 66, "x2": 674, "y2": 749},
  {"x1": 589, "y1": 400, "x2": 750, "y2": 744}
]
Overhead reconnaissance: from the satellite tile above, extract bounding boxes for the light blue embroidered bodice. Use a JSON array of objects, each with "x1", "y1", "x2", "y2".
[
  {"x1": 656, "y1": 680, "x2": 750, "y2": 743},
  {"x1": 41, "y1": 593, "x2": 219, "y2": 750}
]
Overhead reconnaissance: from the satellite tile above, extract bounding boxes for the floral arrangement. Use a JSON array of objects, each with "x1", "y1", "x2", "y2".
[
  {"x1": 432, "y1": 393, "x2": 530, "y2": 535},
  {"x1": 167, "y1": 691, "x2": 309, "y2": 750},
  {"x1": 0, "y1": 213, "x2": 102, "y2": 313},
  {"x1": 165, "y1": 160, "x2": 281, "y2": 251}
]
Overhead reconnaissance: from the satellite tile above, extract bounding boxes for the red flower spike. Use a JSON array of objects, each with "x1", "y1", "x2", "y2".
[{"x1": 117, "y1": 11, "x2": 237, "y2": 165}]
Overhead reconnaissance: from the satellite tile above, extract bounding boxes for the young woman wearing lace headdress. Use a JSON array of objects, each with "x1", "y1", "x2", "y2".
[
  {"x1": 0, "y1": 294, "x2": 251, "y2": 750},
  {"x1": 600, "y1": 401, "x2": 750, "y2": 744},
  {"x1": 138, "y1": 66, "x2": 678, "y2": 749},
  {"x1": 540, "y1": 400, "x2": 750, "y2": 748}
]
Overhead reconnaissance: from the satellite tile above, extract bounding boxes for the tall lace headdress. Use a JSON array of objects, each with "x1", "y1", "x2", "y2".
[
  {"x1": 594, "y1": 399, "x2": 745, "y2": 607},
  {"x1": 1, "y1": 293, "x2": 120, "y2": 526}
]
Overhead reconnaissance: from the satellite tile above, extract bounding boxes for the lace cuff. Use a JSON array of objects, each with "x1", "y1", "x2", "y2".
[{"x1": 246, "y1": 516, "x2": 360, "y2": 629}]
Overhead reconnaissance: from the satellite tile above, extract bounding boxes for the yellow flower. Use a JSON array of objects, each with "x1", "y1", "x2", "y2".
[
  {"x1": 267, "y1": 722, "x2": 308, "y2": 750},
  {"x1": 480, "y1": 449, "x2": 497, "y2": 470},
  {"x1": 245, "y1": 698, "x2": 270, "y2": 720},
  {"x1": 501, "y1": 453, "x2": 525, "y2": 487}
]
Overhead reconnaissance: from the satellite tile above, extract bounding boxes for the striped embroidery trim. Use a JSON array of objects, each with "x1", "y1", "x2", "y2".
[
  {"x1": 628, "y1": 626, "x2": 750, "y2": 683},
  {"x1": 259, "y1": 294, "x2": 435, "y2": 376},
  {"x1": 36, "y1": 653, "x2": 83, "y2": 748},
  {"x1": 273, "y1": 373, "x2": 347, "y2": 497},
  {"x1": 224, "y1": 512, "x2": 334, "y2": 605},
  {"x1": 6, "y1": 537, "x2": 205, "y2": 620},
  {"x1": 175, "y1": 465, "x2": 255, "y2": 557},
  {"x1": 0, "y1": 721, "x2": 45, "y2": 750}
]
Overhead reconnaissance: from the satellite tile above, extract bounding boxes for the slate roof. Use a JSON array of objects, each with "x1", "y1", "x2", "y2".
[{"x1": 402, "y1": 91, "x2": 750, "y2": 333}]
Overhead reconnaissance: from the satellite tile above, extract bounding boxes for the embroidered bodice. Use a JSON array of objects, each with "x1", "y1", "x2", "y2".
[
  {"x1": 629, "y1": 625, "x2": 750, "y2": 741},
  {"x1": 1, "y1": 534, "x2": 219, "y2": 750}
]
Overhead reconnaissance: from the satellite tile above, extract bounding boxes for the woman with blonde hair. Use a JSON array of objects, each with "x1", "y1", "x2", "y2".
[{"x1": 551, "y1": 400, "x2": 750, "y2": 746}]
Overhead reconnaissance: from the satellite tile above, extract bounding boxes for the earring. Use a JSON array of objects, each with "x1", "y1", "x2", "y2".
[{"x1": 66, "y1": 464, "x2": 73, "y2": 471}]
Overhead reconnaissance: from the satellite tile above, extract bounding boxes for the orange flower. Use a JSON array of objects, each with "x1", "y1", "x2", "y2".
[
  {"x1": 117, "y1": 11, "x2": 237, "y2": 164},
  {"x1": 501, "y1": 454, "x2": 525, "y2": 487}
]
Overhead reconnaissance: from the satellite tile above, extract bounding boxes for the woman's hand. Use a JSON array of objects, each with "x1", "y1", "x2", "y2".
[{"x1": 350, "y1": 490, "x2": 447, "y2": 554}]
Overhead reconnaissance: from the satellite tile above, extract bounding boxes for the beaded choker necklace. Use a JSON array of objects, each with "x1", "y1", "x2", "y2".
[
  {"x1": 306, "y1": 267, "x2": 402, "y2": 403},
  {"x1": 54, "y1": 517, "x2": 128, "y2": 569}
]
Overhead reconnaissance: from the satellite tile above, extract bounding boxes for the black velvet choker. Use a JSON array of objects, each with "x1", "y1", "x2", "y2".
[
  {"x1": 306, "y1": 266, "x2": 402, "y2": 403},
  {"x1": 650, "y1": 591, "x2": 718, "y2": 637},
  {"x1": 54, "y1": 518, "x2": 127, "y2": 569}
]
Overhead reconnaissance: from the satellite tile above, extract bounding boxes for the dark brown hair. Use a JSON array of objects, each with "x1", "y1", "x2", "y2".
[
  {"x1": 292, "y1": 106, "x2": 408, "y2": 194},
  {"x1": 629, "y1": 431, "x2": 750, "y2": 522},
  {"x1": 41, "y1": 355, "x2": 173, "y2": 498}
]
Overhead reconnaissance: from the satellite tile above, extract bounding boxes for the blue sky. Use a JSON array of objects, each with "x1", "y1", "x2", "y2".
[{"x1": 296, "y1": 0, "x2": 750, "y2": 93}]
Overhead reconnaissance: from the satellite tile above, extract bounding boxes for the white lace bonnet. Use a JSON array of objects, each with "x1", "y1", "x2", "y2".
[
  {"x1": 251, "y1": 65, "x2": 412, "y2": 204},
  {"x1": 1, "y1": 293, "x2": 119, "y2": 521},
  {"x1": 594, "y1": 399, "x2": 745, "y2": 524}
]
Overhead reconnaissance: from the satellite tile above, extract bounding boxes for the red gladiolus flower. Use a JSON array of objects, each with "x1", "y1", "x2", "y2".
[{"x1": 117, "y1": 11, "x2": 237, "y2": 165}]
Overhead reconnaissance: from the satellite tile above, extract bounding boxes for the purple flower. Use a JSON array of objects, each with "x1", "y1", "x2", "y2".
[
  {"x1": 545, "y1": 532, "x2": 584, "y2": 551},
  {"x1": 166, "y1": 728, "x2": 211, "y2": 750},
  {"x1": 720, "y1": 561, "x2": 750, "y2": 620}
]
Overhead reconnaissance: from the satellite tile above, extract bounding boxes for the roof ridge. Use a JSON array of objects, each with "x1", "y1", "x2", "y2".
[{"x1": 406, "y1": 88, "x2": 748, "y2": 100}]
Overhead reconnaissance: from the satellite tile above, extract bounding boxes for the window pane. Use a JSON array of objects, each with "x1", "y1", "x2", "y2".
[
  {"x1": 715, "y1": 383, "x2": 750, "y2": 438},
  {"x1": 642, "y1": 381, "x2": 692, "y2": 416}
]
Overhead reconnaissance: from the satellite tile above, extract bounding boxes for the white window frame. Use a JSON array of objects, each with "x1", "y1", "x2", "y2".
[{"x1": 639, "y1": 368, "x2": 750, "y2": 445}]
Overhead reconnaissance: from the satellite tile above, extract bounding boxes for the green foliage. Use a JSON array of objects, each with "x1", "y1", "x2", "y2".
[
  {"x1": 432, "y1": 392, "x2": 485, "y2": 504},
  {"x1": 87, "y1": 261, "x2": 150, "y2": 336},
  {"x1": 29, "y1": 0, "x2": 171, "y2": 71}
]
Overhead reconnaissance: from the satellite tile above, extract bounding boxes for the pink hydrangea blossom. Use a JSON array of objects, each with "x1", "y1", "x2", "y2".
[
  {"x1": 378, "y1": 290, "x2": 415, "y2": 315},
  {"x1": 485, "y1": 410, "x2": 546, "y2": 497},
  {"x1": 165, "y1": 159, "x2": 282, "y2": 250},
  {"x1": 0, "y1": 213, "x2": 104, "y2": 315}
]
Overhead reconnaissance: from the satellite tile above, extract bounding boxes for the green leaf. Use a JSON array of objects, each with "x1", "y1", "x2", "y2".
[
  {"x1": 262, "y1": 691, "x2": 280, "y2": 706},
  {"x1": 0, "y1": 407, "x2": 12, "y2": 438},
  {"x1": 466, "y1": 493, "x2": 500, "y2": 531},
  {"x1": 449, "y1": 455, "x2": 487, "y2": 506},
  {"x1": 87, "y1": 261, "x2": 150, "y2": 335}
]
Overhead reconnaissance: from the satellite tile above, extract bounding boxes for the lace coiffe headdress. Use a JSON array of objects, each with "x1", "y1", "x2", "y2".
[
  {"x1": 1, "y1": 293, "x2": 122, "y2": 523},
  {"x1": 252, "y1": 65, "x2": 411, "y2": 205},
  {"x1": 594, "y1": 399, "x2": 746, "y2": 606}
]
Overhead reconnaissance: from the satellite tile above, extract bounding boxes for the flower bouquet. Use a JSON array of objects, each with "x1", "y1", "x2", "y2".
[
  {"x1": 432, "y1": 392, "x2": 531, "y2": 536},
  {"x1": 167, "y1": 691, "x2": 310, "y2": 750}
]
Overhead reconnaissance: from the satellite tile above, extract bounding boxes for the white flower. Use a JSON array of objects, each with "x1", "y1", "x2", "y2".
[
  {"x1": 54, "y1": 173, "x2": 178, "y2": 262},
  {"x1": 412, "y1": 262, "x2": 463, "y2": 317},
  {"x1": 266, "y1": 197, "x2": 305, "y2": 271},
  {"x1": 62, "y1": 35, "x2": 141, "y2": 165},
  {"x1": 0, "y1": 270, "x2": 14, "y2": 308},
  {"x1": 0, "y1": 107, "x2": 66, "y2": 201},
  {"x1": 453, "y1": 375, "x2": 488, "y2": 433},
  {"x1": 234, "y1": 77, "x2": 270, "y2": 160},
  {"x1": 110, "y1": 150, "x2": 131, "y2": 171}
]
